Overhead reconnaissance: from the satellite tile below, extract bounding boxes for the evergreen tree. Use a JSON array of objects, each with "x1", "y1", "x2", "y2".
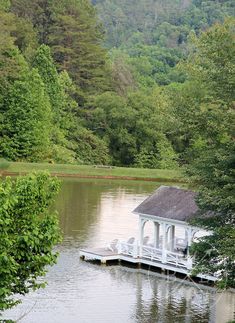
[
  {"x1": 11, "y1": 0, "x2": 111, "y2": 99},
  {"x1": 10, "y1": 0, "x2": 54, "y2": 44},
  {"x1": 0, "y1": 11, "x2": 24, "y2": 94},
  {"x1": 49, "y1": 0, "x2": 110, "y2": 96},
  {"x1": 33, "y1": 44, "x2": 75, "y2": 163},
  {"x1": 0, "y1": 65, "x2": 53, "y2": 161}
]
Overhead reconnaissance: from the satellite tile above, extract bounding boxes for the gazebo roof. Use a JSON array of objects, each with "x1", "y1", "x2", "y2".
[{"x1": 133, "y1": 186, "x2": 200, "y2": 222}]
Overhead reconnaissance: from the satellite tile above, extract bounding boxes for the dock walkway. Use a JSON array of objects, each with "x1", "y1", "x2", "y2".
[{"x1": 79, "y1": 243, "x2": 217, "y2": 282}]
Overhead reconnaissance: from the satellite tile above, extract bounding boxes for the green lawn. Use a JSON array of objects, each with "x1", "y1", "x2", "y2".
[{"x1": 0, "y1": 161, "x2": 185, "y2": 182}]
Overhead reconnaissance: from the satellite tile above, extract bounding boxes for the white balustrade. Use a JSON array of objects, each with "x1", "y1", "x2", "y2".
[
  {"x1": 141, "y1": 245, "x2": 162, "y2": 262},
  {"x1": 165, "y1": 250, "x2": 187, "y2": 268},
  {"x1": 118, "y1": 241, "x2": 192, "y2": 270}
]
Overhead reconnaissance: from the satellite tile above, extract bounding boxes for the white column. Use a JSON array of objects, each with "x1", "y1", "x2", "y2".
[
  {"x1": 185, "y1": 229, "x2": 188, "y2": 242},
  {"x1": 138, "y1": 217, "x2": 145, "y2": 257},
  {"x1": 161, "y1": 222, "x2": 167, "y2": 263},
  {"x1": 169, "y1": 225, "x2": 175, "y2": 252},
  {"x1": 187, "y1": 229, "x2": 199, "y2": 269},
  {"x1": 153, "y1": 222, "x2": 160, "y2": 248},
  {"x1": 187, "y1": 228, "x2": 192, "y2": 248},
  {"x1": 186, "y1": 227, "x2": 193, "y2": 270}
]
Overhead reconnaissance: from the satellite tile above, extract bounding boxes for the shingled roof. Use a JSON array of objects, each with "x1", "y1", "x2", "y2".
[{"x1": 133, "y1": 186, "x2": 199, "y2": 222}]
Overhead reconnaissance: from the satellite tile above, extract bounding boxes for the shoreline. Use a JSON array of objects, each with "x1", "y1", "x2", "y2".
[
  {"x1": 0, "y1": 171, "x2": 186, "y2": 183},
  {"x1": 0, "y1": 161, "x2": 185, "y2": 183}
]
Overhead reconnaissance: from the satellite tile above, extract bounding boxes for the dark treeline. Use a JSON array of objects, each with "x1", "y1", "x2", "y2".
[{"x1": 0, "y1": 0, "x2": 234, "y2": 170}]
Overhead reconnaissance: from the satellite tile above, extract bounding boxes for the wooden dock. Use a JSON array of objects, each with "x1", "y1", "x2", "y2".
[
  {"x1": 80, "y1": 248, "x2": 120, "y2": 263},
  {"x1": 79, "y1": 246, "x2": 217, "y2": 282}
]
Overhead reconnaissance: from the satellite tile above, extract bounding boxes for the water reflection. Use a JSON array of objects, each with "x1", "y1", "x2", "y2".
[{"x1": 2, "y1": 178, "x2": 235, "y2": 323}]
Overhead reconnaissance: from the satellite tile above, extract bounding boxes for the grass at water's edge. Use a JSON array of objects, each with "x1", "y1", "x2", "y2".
[{"x1": 0, "y1": 161, "x2": 186, "y2": 182}]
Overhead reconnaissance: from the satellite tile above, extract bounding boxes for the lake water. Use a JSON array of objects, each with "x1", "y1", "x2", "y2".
[{"x1": 3, "y1": 178, "x2": 235, "y2": 323}]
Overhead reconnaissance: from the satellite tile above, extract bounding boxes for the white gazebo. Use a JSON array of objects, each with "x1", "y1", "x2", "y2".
[
  {"x1": 80, "y1": 185, "x2": 214, "y2": 280},
  {"x1": 118, "y1": 185, "x2": 210, "y2": 271}
]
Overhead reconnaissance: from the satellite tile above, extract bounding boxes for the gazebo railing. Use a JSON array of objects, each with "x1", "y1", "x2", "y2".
[
  {"x1": 141, "y1": 245, "x2": 162, "y2": 262},
  {"x1": 141, "y1": 246, "x2": 188, "y2": 268},
  {"x1": 165, "y1": 250, "x2": 187, "y2": 268},
  {"x1": 118, "y1": 241, "x2": 138, "y2": 257},
  {"x1": 118, "y1": 241, "x2": 192, "y2": 269}
]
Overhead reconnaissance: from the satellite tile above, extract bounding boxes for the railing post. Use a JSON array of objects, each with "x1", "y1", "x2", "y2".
[
  {"x1": 162, "y1": 249, "x2": 167, "y2": 263},
  {"x1": 187, "y1": 256, "x2": 193, "y2": 270},
  {"x1": 117, "y1": 242, "x2": 122, "y2": 254},
  {"x1": 133, "y1": 243, "x2": 138, "y2": 258},
  {"x1": 139, "y1": 217, "x2": 145, "y2": 258}
]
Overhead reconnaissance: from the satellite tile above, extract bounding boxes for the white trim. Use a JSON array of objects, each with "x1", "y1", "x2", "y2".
[{"x1": 134, "y1": 212, "x2": 202, "y2": 231}]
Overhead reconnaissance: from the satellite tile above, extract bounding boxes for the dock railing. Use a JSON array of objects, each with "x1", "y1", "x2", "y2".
[
  {"x1": 141, "y1": 245, "x2": 162, "y2": 262},
  {"x1": 165, "y1": 250, "x2": 188, "y2": 268},
  {"x1": 118, "y1": 241, "x2": 192, "y2": 269},
  {"x1": 118, "y1": 241, "x2": 139, "y2": 258}
]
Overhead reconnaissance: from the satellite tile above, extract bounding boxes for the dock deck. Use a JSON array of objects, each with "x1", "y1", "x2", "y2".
[
  {"x1": 80, "y1": 247, "x2": 120, "y2": 262},
  {"x1": 79, "y1": 245, "x2": 217, "y2": 282}
]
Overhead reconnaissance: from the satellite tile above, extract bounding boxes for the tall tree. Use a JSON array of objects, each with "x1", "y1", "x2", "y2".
[
  {"x1": 49, "y1": 0, "x2": 111, "y2": 96},
  {"x1": 33, "y1": 45, "x2": 76, "y2": 163},
  {"x1": 32, "y1": 44, "x2": 109, "y2": 164},
  {"x1": 0, "y1": 64, "x2": 53, "y2": 161},
  {"x1": 182, "y1": 20, "x2": 235, "y2": 287},
  {"x1": 11, "y1": 0, "x2": 111, "y2": 99},
  {"x1": 0, "y1": 10, "x2": 24, "y2": 94},
  {"x1": 185, "y1": 18, "x2": 235, "y2": 103},
  {"x1": 10, "y1": 0, "x2": 54, "y2": 44}
]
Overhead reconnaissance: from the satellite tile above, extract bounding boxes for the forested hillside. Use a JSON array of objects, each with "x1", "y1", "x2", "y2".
[
  {"x1": 94, "y1": 0, "x2": 235, "y2": 48},
  {"x1": 94, "y1": 0, "x2": 235, "y2": 86},
  {"x1": 0, "y1": 0, "x2": 234, "y2": 169}
]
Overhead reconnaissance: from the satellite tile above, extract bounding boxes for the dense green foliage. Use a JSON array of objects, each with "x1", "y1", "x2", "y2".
[
  {"x1": 183, "y1": 20, "x2": 235, "y2": 287},
  {"x1": 95, "y1": 0, "x2": 235, "y2": 86},
  {"x1": 0, "y1": 2, "x2": 111, "y2": 165},
  {"x1": 0, "y1": 0, "x2": 233, "y2": 168},
  {"x1": 0, "y1": 66, "x2": 52, "y2": 161},
  {"x1": 86, "y1": 90, "x2": 178, "y2": 167},
  {"x1": 11, "y1": 0, "x2": 111, "y2": 97},
  {"x1": 0, "y1": 172, "x2": 61, "y2": 311},
  {"x1": 190, "y1": 142, "x2": 235, "y2": 288}
]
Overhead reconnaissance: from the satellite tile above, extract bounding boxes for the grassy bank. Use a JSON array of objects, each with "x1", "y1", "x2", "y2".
[{"x1": 0, "y1": 161, "x2": 185, "y2": 182}]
